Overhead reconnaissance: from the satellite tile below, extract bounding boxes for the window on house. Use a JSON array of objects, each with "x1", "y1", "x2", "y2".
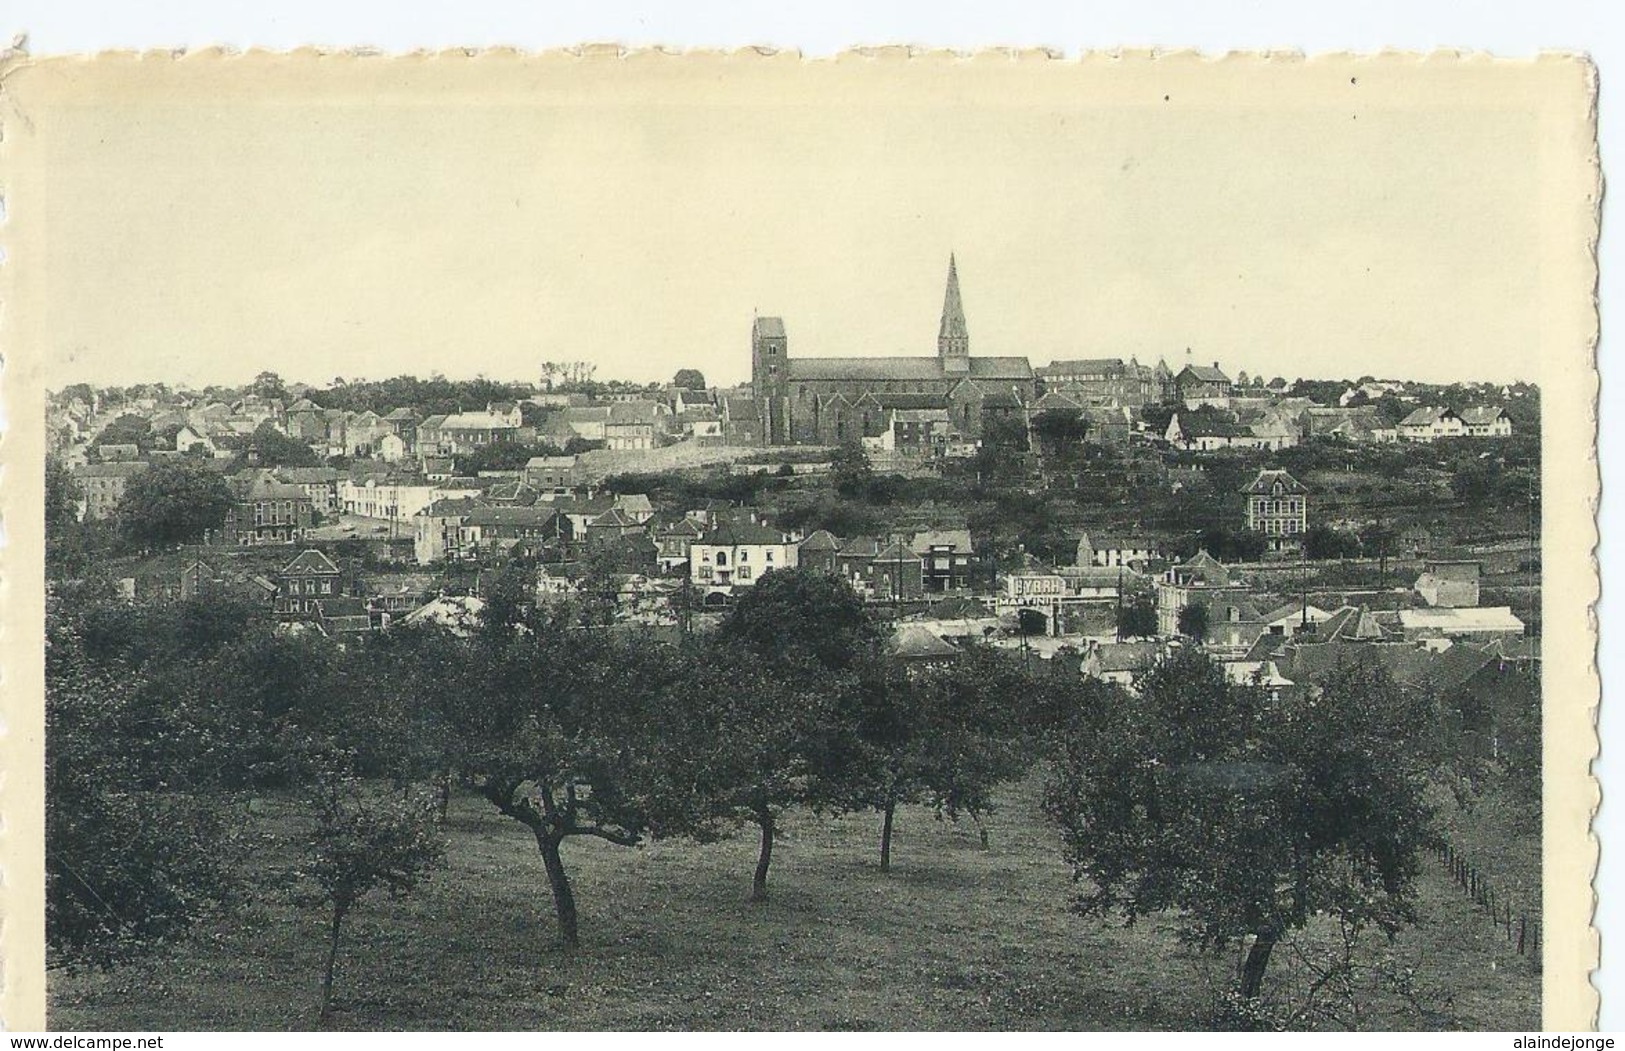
[
  {"x1": 321, "y1": 580, "x2": 332, "y2": 594},
  {"x1": 739, "y1": 566, "x2": 752, "y2": 580}
]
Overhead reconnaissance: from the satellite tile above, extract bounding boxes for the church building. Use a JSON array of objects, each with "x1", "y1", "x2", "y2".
[{"x1": 751, "y1": 256, "x2": 1037, "y2": 446}]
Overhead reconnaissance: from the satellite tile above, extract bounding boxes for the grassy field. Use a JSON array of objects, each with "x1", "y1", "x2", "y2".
[{"x1": 50, "y1": 775, "x2": 1540, "y2": 1031}]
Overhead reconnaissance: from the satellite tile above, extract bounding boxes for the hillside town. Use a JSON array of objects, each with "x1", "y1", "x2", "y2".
[{"x1": 50, "y1": 258, "x2": 1539, "y2": 696}]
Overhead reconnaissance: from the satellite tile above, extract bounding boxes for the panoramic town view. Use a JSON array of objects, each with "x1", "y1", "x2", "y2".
[{"x1": 43, "y1": 257, "x2": 1543, "y2": 1030}]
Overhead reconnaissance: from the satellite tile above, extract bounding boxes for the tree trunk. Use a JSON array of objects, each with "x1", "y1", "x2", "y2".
[
  {"x1": 535, "y1": 831, "x2": 580, "y2": 949},
  {"x1": 319, "y1": 903, "x2": 347, "y2": 1024},
  {"x1": 879, "y1": 797, "x2": 896, "y2": 874},
  {"x1": 1239, "y1": 930, "x2": 1278, "y2": 999},
  {"x1": 751, "y1": 810, "x2": 775, "y2": 904},
  {"x1": 437, "y1": 769, "x2": 452, "y2": 823}
]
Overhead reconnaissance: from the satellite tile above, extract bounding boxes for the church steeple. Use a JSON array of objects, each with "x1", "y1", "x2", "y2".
[{"x1": 938, "y1": 253, "x2": 970, "y2": 372}]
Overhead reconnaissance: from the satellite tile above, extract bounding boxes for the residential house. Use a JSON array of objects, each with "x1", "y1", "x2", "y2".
[
  {"x1": 1076, "y1": 532, "x2": 1161, "y2": 569},
  {"x1": 1166, "y1": 412, "x2": 1262, "y2": 451},
  {"x1": 1459, "y1": 406, "x2": 1514, "y2": 438},
  {"x1": 73, "y1": 461, "x2": 149, "y2": 519},
  {"x1": 585, "y1": 507, "x2": 646, "y2": 549},
  {"x1": 221, "y1": 476, "x2": 314, "y2": 545},
  {"x1": 797, "y1": 529, "x2": 843, "y2": 574},
  {"x1": 274, "y1": 466, "x2": 342, "y2": 515},
  {"x1": 339, "y1": 479, "x2": 440, "y2": 524},
  {"x1": 435, "y1": 410, "x2": 521, "y2": 456},
  {"x1": 524, "y1": 455, "x2": 580, "y2": 493},
  {"x1": 1414, "y1": 560, "x2": 1483, "y2": 608},
  {"x1": 1174, "y1": 362, "x2": 1233, "y2": 409},
  {"x1": 275, "y1": 549, "x2": 346, "y2": 617},
  {"x1": 1241, "y1": 469, "x2": 1310, "y2": 555},
  {"x1": 285, "y1": 398, "x2": 328, "y2": 441},
  {"x1": 613, "y1": 493, "x2": 655, "y2": 524},
  {"x1": 911, "y1": 528, "x2": 976, "y2": 593},
  {"x1": 413, "y1": 496, "x2": 479, "y2": 565},
  {"x1": 868, "y1": 539, "x2": 925, "y2": 601},
  {"x1": 1155, "y1": 550, "x2": 1250, "y2": 638},
  {"x1": 421, "y1": 456, "x2": 457, "y2": 483},
  {"x1": 888, "y1": 623, "x2": 962, "y2": 665},
  {"x1": 653, "y1": 515, "x2": 705, "y2": 573},
  {"x1": 1398, "y1": 406, "x2": 1466, "y2": 442},
  {"x1": 97, "y1": 443, "x2": 142, "y2": 462},
  {"x1": 690, "y1": 521, "x2": 799, "y2": 596},
  {"x1": 174, "y1": 424, "x2": 218, "y2": 457},
  {"x1": 376, "y1": 432, "x2": 410, "y2": 463},
  {"x1": 459, "y1": 505, "x2": 569, "y2": 560}
]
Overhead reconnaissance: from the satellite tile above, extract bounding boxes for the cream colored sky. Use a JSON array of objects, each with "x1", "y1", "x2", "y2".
[{"x1": 10, "y1": 52, "x2": 1586, "y2": 389}]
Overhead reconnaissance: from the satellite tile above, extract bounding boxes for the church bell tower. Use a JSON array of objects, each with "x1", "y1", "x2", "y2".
[{"x1": 938, "y1": 254, "x2": 970, "y2": 374}]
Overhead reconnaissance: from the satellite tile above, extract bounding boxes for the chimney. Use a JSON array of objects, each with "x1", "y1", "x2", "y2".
[{"x1": 1213, "y1": 362, "x2": 1220, "y2": 370}]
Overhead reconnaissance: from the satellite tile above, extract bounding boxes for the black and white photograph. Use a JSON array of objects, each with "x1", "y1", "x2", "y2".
[{"x1": 0, "y1": 41, "x2": 1600, "y2": 1034}]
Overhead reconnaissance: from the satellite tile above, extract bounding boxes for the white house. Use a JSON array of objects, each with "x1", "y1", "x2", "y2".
[{"x1": 689, "y1": 521, "x2": 799, "y2": 596}]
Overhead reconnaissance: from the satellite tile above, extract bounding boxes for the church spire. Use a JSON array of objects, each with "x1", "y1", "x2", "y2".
[{"x1": 938, "y1": 253, "x2": 970, "y2": 370}]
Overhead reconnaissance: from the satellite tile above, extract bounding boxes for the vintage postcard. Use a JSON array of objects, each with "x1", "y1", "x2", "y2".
[{"x1": 0, "y1": 50, "x2": 1599, "y2": 1032}]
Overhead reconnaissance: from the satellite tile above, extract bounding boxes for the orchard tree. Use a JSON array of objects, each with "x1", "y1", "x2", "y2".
[
  {"x1": 448, "y1": 616, "x2": 698, "y2": 948},
  {"x1": 297, "y1": 776, "x2": 444, "y2": 1023},
  {"x1": 678, "y1": 646, "x2": 838, "y2": 901},
  {"x1": 1045, "y1": 649, "x2": 1438, "y2": 1003},
  {"x1": 116, "y1": 460, "x2": 234, "y2": 549},
  {"x1": 839, "y1": 646, "x2": 1033, "y2": 872}
]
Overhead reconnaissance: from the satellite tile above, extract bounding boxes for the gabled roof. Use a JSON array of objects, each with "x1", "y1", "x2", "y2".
[
  {"x1": 798, "y1": 529, "x2": 843, "y2": 552},
  {"x1": 910, "y1": 528, "x2": 973, "y2": 554},
  {"x1": 384, "y1": 407, "x2": 418, "y2": 421},
  {"x1": 889, "y1": 624, "x2": 960, "y2": 660},
  {"x1": 873, "y1": 540, "x2": 919, "y2": 563},
  {"x1": 588, "y1": 507, "x2": 640, "y2": 529},
  {"x1": 417, "y1": 496, "x2": 480, "y2": 517},
  {"x1": 837, "y1": 535, "x2": 882, "y2": 558},
  {"x1": 656, "y1": 516, "x2": 705, "y2": 538},
  {"x1": 241, "y1": 477, "x2": 311, "y2": 501},
  {"x1": 287, "y1": 398, "x2": 320, "y2": 412},
  {"x1": 525, "y1": 455, "x2": 577, "y2": 469},
  {"x1": 1399, "y1": 405, "x2": 1458, "y2": 427},
  {"x1": 442, "y1": 411, "x2": 518, "y2": 430},
  {"x1": 1459, "y1": 405, "x2": 1509, "y2": 425},
  {"x1": 699, "y1": 521, "x2": 786, "y2": 546},
  {"x1": 614, "y1": 494, "x2": 654, "y2": 515},
  {"x1": 1178, "y1": 363, "x2": 1231, "y2": 384},
  {"x1": 1033, "y1": 392, "x2": 1084, "y2": 412},
  {"x1": 281, "y1": 549, "x2": 341, "y2": 576},
  {"x1": 418, "y1": 414, "x2": 449, "y2": 430},
  {"x1": 1240, "y1": 469, "x2": 1308, "y2": 496},
  {"x1": 275, "y1": 466, "x2": 341, "y2": 484}
]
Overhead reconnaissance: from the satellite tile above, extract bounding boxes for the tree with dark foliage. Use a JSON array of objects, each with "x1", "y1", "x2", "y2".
[
  {"x1": 115, "y1": 460, "x2": 235, "y2": 549},
  {"x1": 1045, "y1": 650, "x2": 1437, "y2": 1003},
  {"x1": 448, "y1": 613, "x2": 698, "y2": 948}
]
